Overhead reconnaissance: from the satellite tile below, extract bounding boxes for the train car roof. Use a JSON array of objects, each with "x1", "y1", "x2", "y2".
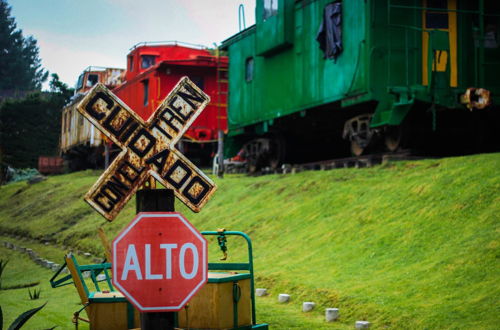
[{"x1": 220, "y1": 25, "x2": 256, "y2": 50}]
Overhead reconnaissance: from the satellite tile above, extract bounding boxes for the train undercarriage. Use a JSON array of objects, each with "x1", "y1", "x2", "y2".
[
  {"x1": 232, "y1": 101, "x2": 500, "y2": 173},
  {"x1": 62, "y1": 145, "x2": 107, "y2": 172},
  {"x1": 63, "y1": 140, "x2": 217, "y2": 173}
]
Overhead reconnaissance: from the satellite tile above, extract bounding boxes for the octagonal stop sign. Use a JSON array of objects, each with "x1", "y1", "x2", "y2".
[{"x1": 112, "y1": 212, "x2": 207, "y2": 312}]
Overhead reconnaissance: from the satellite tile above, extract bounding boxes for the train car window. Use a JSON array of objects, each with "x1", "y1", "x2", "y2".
[
  {"x1": 142, "y1": 79, "x2": 149, "y2": 106},
  {"x1": 86, "y1": 74, "x2": 99, "y2": 87},
  {"x1": 141, "y1": 55, "x2": 156, "y2": 69},
  {"x1": 483, "y1": 24, "x2": 499, "y2": 49},
  {"x1": 245, "y1": 57, "x2": 254, "y2": 82},
  {"x1": 263, "y1": 0, "x2": 278, "y2": 21},
  {"x1": 128, "y1": 56, "x2": 134, "y2": 72},
  {"x1": 76, "y1": 74, "x2": 84, "y2": 91},
  {"x1": 425, "y1": 0, "x2": 448, "y2": 29},
  {"x1": 190, "y1": 76, "x2": 205, "y2": 90}
]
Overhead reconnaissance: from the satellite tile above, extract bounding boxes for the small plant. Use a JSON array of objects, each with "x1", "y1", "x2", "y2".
[
  {"x1": 0, "y1": 302, "x2": 50, "y2": 330},
  {"x1": 28, "y1": 287, "x2": 41, "y2": 300},
  {"x1": 0, "y1": 259, "x2": 8, "y2": 290}
]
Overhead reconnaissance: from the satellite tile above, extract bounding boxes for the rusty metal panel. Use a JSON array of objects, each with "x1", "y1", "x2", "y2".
[
  {"x1": 76, "y1": 77, "x2": 216, "y2": 221},
  {"x1": 60, "y1": 96, "x2": 103, "y2": 153},
  {"x1": 103, "y1": 68, "x2": 125, "y2": 87}
]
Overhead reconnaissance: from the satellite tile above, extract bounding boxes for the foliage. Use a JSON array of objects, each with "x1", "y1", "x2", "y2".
[
  {"x1": 48, "y1": 74, "x2": 73, "y2": 102},
  {"x1": 0, "y1": 246, "x2": 82, "y2": 329},
  {"x1": 0, "y1": 93, "x2": 63, "y2": 168},
  {"x1": 0, "y1": 73, "x2": 74, "y2": 169},
  {"x1": 0, "y1": 154, "x2": 499, "y2": 328},
  {"x1": 0, "y1": 0, "x2": 48, "y2": 91},
  {"x1": 0, "y1": 303, "x2": 46, "y2": 330},
  {"x1": 0, "y1": 259, "x2": 8, "y2": 289},
  {"x1": 4, "y1": 168, "x2": 39, "y2": 184},
  {"x1": 27, "y1": 288, "x2": 41, "y2": 300},
  {"x1": 0, "y1": 2, "x2": 71, "y2": 171}
]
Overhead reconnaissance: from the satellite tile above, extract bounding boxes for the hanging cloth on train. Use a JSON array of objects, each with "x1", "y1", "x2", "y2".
[{"x1": 316, "y1": 2, "x2": 342, "y2": 61}]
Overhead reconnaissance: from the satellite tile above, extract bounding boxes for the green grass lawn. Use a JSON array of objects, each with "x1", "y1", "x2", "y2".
[
  {"x1": 0, "y1": 153, "x2": 499, "y2": 329},
  {"x1": 0, "y1": 246, "x2": 89, "y2": 329}
]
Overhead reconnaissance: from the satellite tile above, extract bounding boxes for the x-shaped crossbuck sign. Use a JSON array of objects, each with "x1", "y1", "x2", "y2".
[{"x1": 76, "y1": 77, "x2": 216, "y2": 221}]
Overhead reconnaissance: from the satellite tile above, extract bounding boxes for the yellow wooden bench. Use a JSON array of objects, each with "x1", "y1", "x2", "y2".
[{"x1": 50, "y1": 253, "x2": 140, "y2": 330}]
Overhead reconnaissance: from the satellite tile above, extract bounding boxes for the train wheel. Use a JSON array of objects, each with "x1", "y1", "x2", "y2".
[
  {"x1": 246, "y1": 155, "x2": 260, "y2": 174},
  {"x1": 268, "y1": 135, "x2": 285, "y2": 170},
  {"x1": 350, "y1": 140, "x2": 365, "y2": 156},
  {"x1": 384, "y1": 125, "x2": 407, "y2": 152},
  {"x1": 68, "y1": 156, "x2": 85, "y2": 172},
  {"x1": 243, "y1": 136, "x2": 284, "y2": 173},
  {"x1": 344, "y1": 114, "x2": 374, "y2": 157},
  {"x1": 243, "y1": 139, "x2": 266, "y2": 174},
  {"x1": 384, "y1": 125, "x2": 403, "y2": 152}
]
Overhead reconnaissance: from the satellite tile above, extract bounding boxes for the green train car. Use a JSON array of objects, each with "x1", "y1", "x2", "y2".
[{"x1": 221, "y1": 0, "x2": 500, "y2": 170}]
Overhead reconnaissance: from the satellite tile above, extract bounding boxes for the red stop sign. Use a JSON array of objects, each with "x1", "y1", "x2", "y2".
[{"x1": 112, "y1": 212, "x2": 207, "y2": 312}]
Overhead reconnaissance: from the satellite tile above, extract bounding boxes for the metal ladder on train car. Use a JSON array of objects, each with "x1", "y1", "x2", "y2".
[{"x1": 214, "y1": 47, "x2": 228, "y2": 177}]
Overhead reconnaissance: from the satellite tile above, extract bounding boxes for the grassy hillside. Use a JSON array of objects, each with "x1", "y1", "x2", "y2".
[{"x1": 0, "y1": 153, "x2": 499, "y2": 329}]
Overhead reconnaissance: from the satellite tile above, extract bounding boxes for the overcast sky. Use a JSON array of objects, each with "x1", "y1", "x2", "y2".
[{"x1": 8, "y1": 0, "x2": 256, "y2": 89}]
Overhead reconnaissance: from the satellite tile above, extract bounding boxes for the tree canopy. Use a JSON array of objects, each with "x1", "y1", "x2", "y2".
[
  {"x1": 49, "y1": 73, "x2": 73, "y2": 101},
  {"x1": 0, "y1": 0, "x2": 48, "y2": 91},
  {"x1": 0, "y1": 73, "x2": 74, "y2": 169}
]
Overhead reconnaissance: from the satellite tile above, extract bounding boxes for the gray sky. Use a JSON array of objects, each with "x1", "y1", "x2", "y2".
[{"x1": 8, "y1": 0, "x2": 255, "y2": 89}]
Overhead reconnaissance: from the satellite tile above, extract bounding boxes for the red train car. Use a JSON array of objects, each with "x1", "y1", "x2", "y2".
[{"x1": 113, "y1": 41, "x2": 228, "y2": 165}]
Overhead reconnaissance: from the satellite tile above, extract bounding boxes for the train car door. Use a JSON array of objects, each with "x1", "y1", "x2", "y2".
[{"x1": 422, "y1": 0, "x2": 458, "y2": 87}]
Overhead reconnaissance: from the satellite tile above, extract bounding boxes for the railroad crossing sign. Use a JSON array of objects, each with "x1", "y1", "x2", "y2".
[
  {"x1": 76, "y1": 77, "x2": 216, "y2": 221},
  {"x1": 112, "y1": 212, "x2": 208, "y2": 312}
]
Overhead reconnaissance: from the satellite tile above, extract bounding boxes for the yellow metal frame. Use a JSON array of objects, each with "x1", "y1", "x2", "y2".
[
  {"x1": 61, "y1": 254, "x2": 140, "y2": 330},
  {"x1": 65, "y1": 254, "x2": 90, "y2": 305},
  {"x1": 422, "y1": 0, "x2": 458, "y2": 87}
]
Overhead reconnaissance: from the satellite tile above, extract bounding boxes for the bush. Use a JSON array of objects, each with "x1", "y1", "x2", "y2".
[{"x1": 0, "y1": 93, "x2": 64, "y2": 169}]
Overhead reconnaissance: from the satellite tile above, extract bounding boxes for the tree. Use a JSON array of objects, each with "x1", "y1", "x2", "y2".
[
  {"x1": 0, "y1": 93, "x2": 61, "y2": 168},
  {"x1": 0, "y1": 0, "x2": 48, "y2": 91},
  {"x1": 0, "y1": 74, "x2": 73, "y2": 169},
  {"x1": 49, "y1": 73, "x2": 74, "y2": 102}
]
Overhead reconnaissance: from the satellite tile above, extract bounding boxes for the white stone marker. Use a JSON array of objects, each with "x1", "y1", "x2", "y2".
[
  {"x1": 302, "y1": 302, "x2": 315, "y2": 312},
  {"x1": 278, "y1": 294, "x2": 290, "y2": 303},
  {"x1": 325, "y1": 308, "x2": 339, "y2": 322},
  {"x1": 355, "y1": 320, "x2": 371, "y2": 329},
  {"x1": 256, "y1": 288, "x2": 268, "y2": 296}
]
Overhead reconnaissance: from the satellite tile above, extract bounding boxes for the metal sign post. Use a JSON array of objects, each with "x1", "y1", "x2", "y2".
[
  {"x1": 135, "y1": 190, "x2": 177, "y2": 328},
  {"x1": 78, "y1": 77, "x2": 216, "y2": 329},
  {"x1": 76, "y1": 77, "x2": 217, "y2": 221}
]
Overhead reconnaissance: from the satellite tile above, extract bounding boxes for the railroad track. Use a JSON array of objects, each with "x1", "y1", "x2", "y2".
[
  {"x1": 278, "y1": 150, "x2": 424, "y2": 174},
  {"x1": 223, "y1": 150, "x2": 426, "y2": 175}
]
